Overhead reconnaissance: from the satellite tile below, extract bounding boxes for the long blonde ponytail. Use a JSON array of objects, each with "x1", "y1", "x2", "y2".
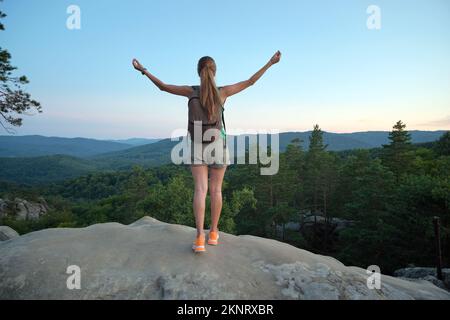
[{"x1": 197, "y1": 56, "x2": 222, "y2": 122}]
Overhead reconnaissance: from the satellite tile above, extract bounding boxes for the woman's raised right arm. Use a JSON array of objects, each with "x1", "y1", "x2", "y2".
[{"x1": 132, "y1": 58, "x2": 193, "y2": 97}]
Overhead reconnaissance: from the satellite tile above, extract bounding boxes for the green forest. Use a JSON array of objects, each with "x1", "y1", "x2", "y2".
[{"x1": 1, "y1": 121, "x2": 449, "y2": 275}]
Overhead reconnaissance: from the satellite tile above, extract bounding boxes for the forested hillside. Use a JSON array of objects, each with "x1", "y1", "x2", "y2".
[
  {"x1": 0, "y1": 130, "x2": 445, "y2": 185},
  {"x1": 1, "y1": 123, "x2": 449, "y2": 274}
]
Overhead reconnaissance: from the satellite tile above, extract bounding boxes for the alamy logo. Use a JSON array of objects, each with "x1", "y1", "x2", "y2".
[
  {"x1": 66, "y1": 265, "x2": 81, "y2": 290},
  {"x1": 366, "y1": 265, "x2": 381, "y2": 289},
  {"x1": 366, "y1": 5, "x2": 381, "y2": 30},
  {"x1": 170, "y1": 127, "x2": 280, "y2": 175},
  {"x1": 66, "y1": 5, "x2": 81, "y2": 30}
]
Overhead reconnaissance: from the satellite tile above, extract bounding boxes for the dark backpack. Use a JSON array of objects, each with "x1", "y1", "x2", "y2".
[{"x1": 187, "y1": 85, "x2": 227, "y2": 146}]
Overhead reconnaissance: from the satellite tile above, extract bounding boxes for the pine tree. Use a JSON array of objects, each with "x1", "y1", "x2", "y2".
[
  {"x1": 305, "y1": 124, "x2": 328, "y2": 215},
  {"x1": 0, "y1": 3, "x2": 41, "y2": 133},
  {"x1": 434, "y1": 131, "x2": 450, "y2": 156},
  {"x1": 308, "y1": 124, "x2": 328, "y2": 154},
  {"x1": 303, "y1": 125, "x2": 338, "y2": 251},
  {"x1": 284, "y1": 137, "x2": 305, "y2": 209},
  {"x1": 381, "y1": 120, "x2": 414, "y2": 179}
]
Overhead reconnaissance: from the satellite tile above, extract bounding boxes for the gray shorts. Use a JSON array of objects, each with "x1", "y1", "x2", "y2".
[{"x1": 188, "y1": 138, "x2": 231, "y2": 169}]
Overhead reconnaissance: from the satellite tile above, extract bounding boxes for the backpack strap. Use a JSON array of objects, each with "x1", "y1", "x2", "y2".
[
  {"x1": 221, "y1": 108, "x2": 226, "y2": 133},
  {"x1": 221, "y1": 107, "x2": 227, "y2": 148},
  {"x1": 216, "y1": 86, "x2": 227, "y2": 148},
  {"x1": 188, "y1": 85, "x2": 199, "y2": 104}
]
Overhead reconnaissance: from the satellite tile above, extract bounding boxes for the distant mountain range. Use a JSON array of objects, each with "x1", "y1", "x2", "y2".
[
  {"x1": 0, "y1": 135, "x2": 160, "y2": 158},
  {"x1": 0, "y1": 131, "x2": 445, "y2": 158},
  {"x1": 106, "y1": 138, "x2": 161, "y2": 146},
  {"x1": 275, "y1": 130, "x2": 447, "y2": 151},
  {"x1": 0, "y1": 130, "x2": 446, "y2": 185}
]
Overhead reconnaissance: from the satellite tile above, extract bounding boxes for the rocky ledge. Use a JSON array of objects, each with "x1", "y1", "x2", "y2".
[{"x1": 0, "y1": 216, "x2": 449, "y2": 300}]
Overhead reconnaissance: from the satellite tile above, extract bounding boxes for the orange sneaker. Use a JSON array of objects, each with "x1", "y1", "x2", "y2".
[
  {"x1": 207, "y1": 230, "x2": 219, "y2": 245},
  {"x1": 192, "y1": 233, "x2": 206, "y2": 253}
]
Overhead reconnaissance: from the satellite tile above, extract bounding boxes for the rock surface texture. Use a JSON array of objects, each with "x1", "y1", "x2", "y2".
[
  {"x1": 0, "y1": 216, "x2": 449, "y2": 300},
  {"x1": 0, "y1": 226, "x2": 19, "y2": 241}
]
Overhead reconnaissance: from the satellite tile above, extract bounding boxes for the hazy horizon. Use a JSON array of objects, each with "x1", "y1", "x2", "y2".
[{"x1": 1, "y1": 129, "x2": 447, "y2": 141}]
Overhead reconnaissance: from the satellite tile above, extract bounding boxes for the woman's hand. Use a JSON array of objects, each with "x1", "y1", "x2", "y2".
[
  {"x1": 270, "y1": 50, "x2": 282, "y2": 65},
  {"x1": 132, "y1": 58, "x2": 146, "y2": 73}
]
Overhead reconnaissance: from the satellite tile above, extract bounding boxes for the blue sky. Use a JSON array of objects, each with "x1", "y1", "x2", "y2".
[{"x1": 2, "y1": 0, "x2": 450, "y2": 139}]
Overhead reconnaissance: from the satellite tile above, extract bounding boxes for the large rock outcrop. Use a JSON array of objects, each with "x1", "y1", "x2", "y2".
[
  {"x1": 0, "y1": 216, "x2": 449, "y2": 300},
  {"x1": 276, "y1": 215, "x2": 354, "y2": 237},
  {"x1": 0, "y1": 197, "x2": 49, "y2": 220},
  {"x1": 394, "y1": 267, "x2": 450, "y2": 291}
]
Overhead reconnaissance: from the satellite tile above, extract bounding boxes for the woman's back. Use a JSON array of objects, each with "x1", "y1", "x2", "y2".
[{"x1": 187, "y1": 85, "x2": 225, "y2": 145}]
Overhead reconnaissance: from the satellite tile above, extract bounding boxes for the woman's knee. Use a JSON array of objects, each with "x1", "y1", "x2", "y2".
[
  {"x1": 209, "y1": 186, "x2": 222, "y2": 196},
  {"x1": 194, "y1": 185, "x2": 208, "y2": 197}
]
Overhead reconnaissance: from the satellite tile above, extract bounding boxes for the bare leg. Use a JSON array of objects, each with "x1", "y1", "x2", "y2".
[
  {"x1": 191, "y1": 165, "x2": 208, "y2": 237},
  {"x1": 209, "y1": 166, "x2": 227, "y2": 232}
]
